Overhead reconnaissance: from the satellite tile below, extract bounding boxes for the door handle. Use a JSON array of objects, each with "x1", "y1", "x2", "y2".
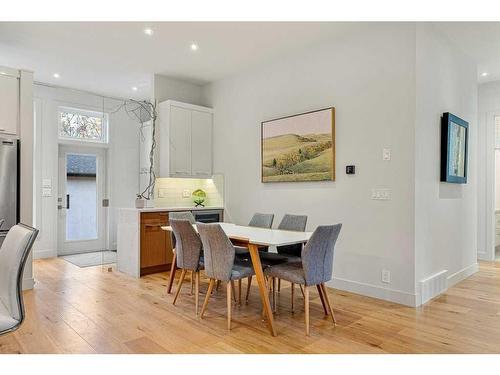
[{"x1": 66, "y1": 194, "x2": 70, "y2": 209}]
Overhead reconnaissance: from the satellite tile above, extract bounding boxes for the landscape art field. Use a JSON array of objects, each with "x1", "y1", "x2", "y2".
[{"x1": 261, "y1": 108, "x2": 335, "y2": 182}]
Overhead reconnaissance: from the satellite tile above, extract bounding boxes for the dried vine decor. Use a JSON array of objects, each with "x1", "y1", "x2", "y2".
[{"x1": 112, "y1": 99, "x2": 158, "y2": 200}]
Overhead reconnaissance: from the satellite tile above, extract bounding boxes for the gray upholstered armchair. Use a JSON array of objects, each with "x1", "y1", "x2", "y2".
[
  {"x1": 170, "y1": 219, "x2": 204, "y2": 315},
  {"x1": 0, "y1": 224, "x2": 39, "y2": 336},
  {"x1": 167, "y1": 211, "x2": 196, "y2": 295},
  {"x1": 264, "y1": 224, "x2": 342, "y2": 335},
  {"x1": 197, "y1": 223, "x2": 255, "y2": 330}
]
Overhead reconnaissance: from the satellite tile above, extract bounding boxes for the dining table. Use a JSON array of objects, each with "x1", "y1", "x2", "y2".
[{"x1": 162, "y1": 222, "x2": 312, "y2": 336}]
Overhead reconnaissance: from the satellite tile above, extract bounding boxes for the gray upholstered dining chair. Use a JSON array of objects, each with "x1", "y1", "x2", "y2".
[
  {"x1": 259, "y1": 214, "x2": 308, "y2": 298},
  {"x1": 167, "y1": 211, "x2": 196, "y2": 294},
  {"x1": 0, "y1": 224, "x2": 39, "y2": 336},
  {"x1": 197, "y1": 223, "x2": 255, "y2": 330},
  {"x1": 0, "y1": 219, "x2": 5, "y2": 230},
  {"x1": 234, "y1": 212, "x2": 274, "y2": 303},
  {"x1": 264, "y1": 224, "x2": 342, "y2": 336},
  {"x1": 170, "y1": 219, "x2": 204, "y2": 315}
]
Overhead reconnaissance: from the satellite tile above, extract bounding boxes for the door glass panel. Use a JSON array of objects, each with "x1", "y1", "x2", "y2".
[{"x1": 66, "y1": 153, "x2": 98, "y2": 241}]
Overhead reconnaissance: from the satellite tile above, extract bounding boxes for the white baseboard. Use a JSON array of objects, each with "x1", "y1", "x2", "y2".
[
  {"x1": 477, "y1": 251, "x2": 492, "y2": 261},
  {"x1": 328, "y1": 277, "x2": 418, "y2": 307},
  {"x1": 22, "y1": 277, "x2": 35, "y2": 290},
  {"x1": 447, "y1": 262, "x2": 479, "y2": 288},
  {"x1": 34, "y1": 249, "x2": 56, "y2": 259}
]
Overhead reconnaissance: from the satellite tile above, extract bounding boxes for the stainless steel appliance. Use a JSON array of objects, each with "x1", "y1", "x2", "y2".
[
  {"x1": 194, "y1": 210, "x2": 223, "y2": 223},
  {"x1": 0, "y1": 138, "x2": 19, "y2": 243}
]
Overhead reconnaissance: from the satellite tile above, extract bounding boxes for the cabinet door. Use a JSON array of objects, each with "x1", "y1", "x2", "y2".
[
  {"x1": 0, "y1": 75, "x2": 19, "y2": 135},
  {"x1": 140, "y1": 213, "x2": 173, "y2": 271},
  {"x1": 191, "y1": 110, "x2": 213, "y2": 177},
  {"x1": 169, "y1": 106, "x2": 192, "y2": 176}
]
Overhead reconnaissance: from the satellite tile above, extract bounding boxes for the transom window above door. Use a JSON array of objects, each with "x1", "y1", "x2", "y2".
[{"x1": 59, "y1": 107, "x2": 108, "y2": 143}]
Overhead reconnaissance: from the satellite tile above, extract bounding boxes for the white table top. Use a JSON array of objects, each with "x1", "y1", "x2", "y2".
[{"x1": 162, "y1": 222, "x2": 312, "y2": 247}]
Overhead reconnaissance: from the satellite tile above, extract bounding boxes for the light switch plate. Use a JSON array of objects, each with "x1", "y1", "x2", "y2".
[
  {"x1": 382, "y1": 269, "x2": 391, "y2": 283},
  {"x1": 382, "y1": 148, "x2": 391, "y2": 161},
  {"x1": 371, "y1": 188, "x2": 391, "y2": 200},
  {"x1": 182, "y1": 189, "x2": 191, "y2": 198}
]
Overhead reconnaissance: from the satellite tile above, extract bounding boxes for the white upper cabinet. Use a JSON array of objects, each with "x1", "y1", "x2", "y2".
[
  {"x1": 191, "y1": 110, "x2": 213, "y2": 177},
  {"x1": 0, "y1": 73, "x2": 20, "y2": 136},
  {"x1": 158, "y1": 100, "x2": 213, "y2": 178}
]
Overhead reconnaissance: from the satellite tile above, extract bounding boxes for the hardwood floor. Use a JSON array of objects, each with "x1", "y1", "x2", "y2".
[{"x1": 2, "y1": 258, "x2": 500, "y2": 353}]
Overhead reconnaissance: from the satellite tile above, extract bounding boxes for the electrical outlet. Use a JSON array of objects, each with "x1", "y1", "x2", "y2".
[
  {"x1": 182, "y1": 189, "x2": 191, "y2": 198},
  {"x1": 371, "y1": 188, "x2": 391, "y2": 200},
  {"x1": 382, "y1": 148, "x2": 391, "y2": 161},
  {"x1": 382, "y1": 269, "x2": 391, "y2": 284}
]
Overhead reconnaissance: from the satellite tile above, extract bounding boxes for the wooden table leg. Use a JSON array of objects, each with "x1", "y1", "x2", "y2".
[
  {"x1": 167, "y1": 251, "x2": 177, "y2": 294},
  {"x1": 248, "y1": 243, "x2": 277, "y2": 336}
]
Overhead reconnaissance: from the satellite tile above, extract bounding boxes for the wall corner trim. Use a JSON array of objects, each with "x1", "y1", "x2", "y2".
[
  {"x1": 446, "y1": 262, "x2": 479, "y2": 289},
  {"x1": 328, "y1": 276, "x2": 418, "y2": 307}
]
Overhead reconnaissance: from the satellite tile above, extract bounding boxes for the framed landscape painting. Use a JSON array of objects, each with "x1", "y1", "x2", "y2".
[
  {"x1": 261, "y1": 107, "x2": 335, "y2": 182},
  {"x1": 440, "y1": 112, "x2": 468, "y2": 184}
]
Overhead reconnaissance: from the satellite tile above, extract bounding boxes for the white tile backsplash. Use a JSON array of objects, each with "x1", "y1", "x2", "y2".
[{"x1": 154, "y1": 174, "x2": 224, "y2": 208}]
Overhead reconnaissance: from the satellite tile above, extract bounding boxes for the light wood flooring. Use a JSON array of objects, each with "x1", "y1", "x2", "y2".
[{"x1": 1, "y1": 258, "x2": 500, "y2": 353}]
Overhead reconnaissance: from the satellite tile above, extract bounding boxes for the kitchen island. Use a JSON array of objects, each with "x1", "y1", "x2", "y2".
[{"x1": 117, "y1": 206, "x2": 224, "y2": 278}]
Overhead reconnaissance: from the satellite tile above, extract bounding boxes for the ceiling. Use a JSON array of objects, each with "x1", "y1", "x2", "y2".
[
  {"x1": 1, "y1": 22, "x2": 499, "y2": 99},
  {"x1": 0, "y1": 22, "x2": 353, "y2": 99},
  {"x1": 434, "y1": 22, "x2": 500, "y2": 83}
]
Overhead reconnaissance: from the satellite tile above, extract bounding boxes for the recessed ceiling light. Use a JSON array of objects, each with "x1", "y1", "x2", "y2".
[
  {"x1": 53, "y1": 73, "x2": 60, "y2": 78},
  {"x1": 190, "y1": 43, "x2": 199, "y2": 51},
  {"x1": 132, "y1": 86, "x2": 138, "y2": 91},
  {"x1": 144, "y1": 28, "x2": 154, "y2": 36},
  {"x1": 481, "y1": 72, "x2": 489, "y2": 77}
]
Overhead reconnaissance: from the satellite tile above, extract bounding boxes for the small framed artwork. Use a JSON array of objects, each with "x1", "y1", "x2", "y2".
[
  {"x1": 261, "y1": 107, "x2": 335, "y2": 183},
  {"x1": 440, "y1": 112, "x2": 469, "y2": 184}
]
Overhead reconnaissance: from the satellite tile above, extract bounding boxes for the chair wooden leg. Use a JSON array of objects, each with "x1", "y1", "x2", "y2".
[
  {"x1": 291, "y1": 282, "x2": 295, "y2": 313},
  {"x1": 230, "y1": 280, "x2": 237, "y2": 302},
  {"x1": 278, "y1": 278, "x2": 281, "y2": 292},
  {"x1": 238, "y1": 279, "x2": 242, "y2": 306},
  {"x1": 201, "y1": 279, "x2": 215, "y2": 318},
  {"x1": 172, "y1": 269, "x2": 187, "y2": 305},
  {"x1": 299, "y1": 284, "x2": 305, "y2": 298},
  {"x1": 227, "y1": 281, "x2": 232, "y2": 330},
  {"x1": 316, "y1": 284, "x2": 329, "y2": 315},
  {"x1": 321, "y1": 283, "x2": 337, "y2": 326},
  {"x1": 245, "y1": 276, "x2": 252, "y2": 303},
  {"x1": 190, "y1": 270, "x2": 194, "y2": 296},
  {"x1": 166, "y1": 251, "x2": 177, "y2": 294},
  {"x1": 194, "y1": 271, "x2": 200, "y2": 315},
  {"x1": 304, "y1": 286, "x2": 310, "y2": 336},
  {"x1": 216, "y1": 280, "x2": 221, "y2": 292},
  {"x1": 272, "y1": 277, "x2": 277, "y2": 313}
]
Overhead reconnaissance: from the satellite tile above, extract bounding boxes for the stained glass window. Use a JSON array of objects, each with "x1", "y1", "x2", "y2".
[{"x1": 59, "y1": 108, "x2": 108, "y2": 143}]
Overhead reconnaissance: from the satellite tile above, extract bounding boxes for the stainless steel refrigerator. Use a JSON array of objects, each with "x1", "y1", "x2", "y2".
[{"x1": 0, "y1": 137, "x2": 19, "y2": 245}]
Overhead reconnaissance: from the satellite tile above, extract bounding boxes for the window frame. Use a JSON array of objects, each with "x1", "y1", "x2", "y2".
[{"x1": 58, "y1": 106, "x2": 109, "y2": 144}]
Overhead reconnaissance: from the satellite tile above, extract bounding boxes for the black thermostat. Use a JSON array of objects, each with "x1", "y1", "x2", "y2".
[{"x1": 346, "y1": 165, "x2": 356, "y2": 175}]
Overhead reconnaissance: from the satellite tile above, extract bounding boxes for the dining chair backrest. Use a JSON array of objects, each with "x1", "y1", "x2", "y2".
[
  {"x1": 248, "y1": 213, "x2": 274, "y2": 229},
  {"x1": 169, "y1": 211, "x2": 196, "y2": 223},
  {"x1": 277, "y1": 214, "x2": 308, "y2": 256},
  {"x1": 169, "y1": 211, "x2": 196, "y2": 248},
  {"x1": 301, "y1": 224, "x2": 342, "y2": 286},
  {"x1": 197, "y1": 223, "x2": 235, "y2": 282},
  {"x1": 169, "y1": 219, "x2": 202, "y2": 271},
  {"x1": 0, "y1": 224, "x2": 38, "y2": 334},
  {"x1": 0, "y1": 219, "x2": 5, "y2": 230}
]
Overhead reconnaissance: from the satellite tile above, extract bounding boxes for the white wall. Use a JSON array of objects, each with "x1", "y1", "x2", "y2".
[
  {"x1": 477, "y1": 81, "x2": 500, "y2": 260},
  {"x1": 202, "y1": 23, "x2": 419, "y2": 305},
  {"x1": 152, "y1": 74, "x2": 204, "y2": 105},
  {"x1": 414, "y1": 24, "x2": 479, "y2": 301},
  {"x1": 33, "y1": 85, "x2": 140, "y2": 258}
]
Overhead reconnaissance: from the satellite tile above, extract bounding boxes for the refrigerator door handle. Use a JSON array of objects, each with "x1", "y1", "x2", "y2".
[{"x1": 66, "y1": 194, "x2": 70, "y2": 210}]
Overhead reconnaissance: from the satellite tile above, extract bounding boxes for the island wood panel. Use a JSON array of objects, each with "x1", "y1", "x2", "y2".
[{"x1": 140, "y1": 212, "x2": 173, "y2": 276}]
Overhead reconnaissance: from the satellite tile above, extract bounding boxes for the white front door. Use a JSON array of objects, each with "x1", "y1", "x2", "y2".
[{"x1": 57, "y1": 145, "x2": 107, "y2": 255}]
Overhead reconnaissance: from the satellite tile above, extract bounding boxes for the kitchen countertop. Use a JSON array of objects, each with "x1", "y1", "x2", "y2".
[{"x1": 119, "y1": 206, "x2": 224, "y2": 213}]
